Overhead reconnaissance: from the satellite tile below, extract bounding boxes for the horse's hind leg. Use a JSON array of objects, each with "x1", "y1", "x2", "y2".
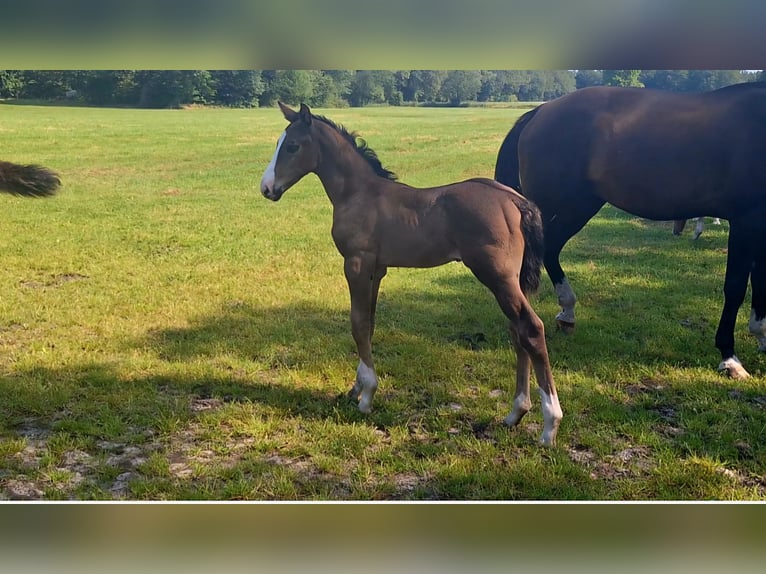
[
  {"x1": 511, "y1": 301, "x2": 562, "y2": 446},
  {"x1": 749, "y1": 237, "x2": 766, "y2": 353},
  {"x1": 692, "y1": 217, "x2": 705, "y2": 240},
  {"x1": 466, "y1": 255, "x2": 562, "y2": 445},
  {"x1": 504, "y1": 329, "x2": 532, "y2": 428},
  {"x1": 716, "y1": 219, "x2": 756, "y2": 379},
  {"x1": 540, "y1": 194, "x2": 603, "y2": 333}
]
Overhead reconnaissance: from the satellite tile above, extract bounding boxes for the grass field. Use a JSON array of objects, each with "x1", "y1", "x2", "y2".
[{"x1": 1, "y1": 102, "x2": 764, "y2": 500}]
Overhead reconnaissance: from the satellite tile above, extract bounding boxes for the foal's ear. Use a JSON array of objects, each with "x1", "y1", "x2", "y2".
[
  {"x1": 299, "y1": 103, "x2": 312, "y2": 125},
  {"x1": 278, "y1": 101, "x2": 300, "y2": 123}
]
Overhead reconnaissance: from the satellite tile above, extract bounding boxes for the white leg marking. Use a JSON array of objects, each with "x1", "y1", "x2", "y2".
[
  {"x1": 539, "y1": 389, "x2": 563, "y2": 447},
  {"x1": 554, "y1": 279, "x2": 577, "y2": 325},
  {"x1": 260, "y1": 131, "x2": 285, "y2": 195},
  {"x1": 748, "y1": 309, "x2": 766, "y2": 352},
  {"x1": 503, "y1": 392, "x2": 531, "y2": 428},
  {"x1": 718, "y1": 355, "x2": 751, "y2": 380},
  {"x1": 712, "y1": 218, "x2": 721, "y2": 225},
  {"x1": 355, "y1": 361, "x2": 378, "y2": 414},
  {"x1": 693, "y1": 217, "x2": 704, "y2": 240}
]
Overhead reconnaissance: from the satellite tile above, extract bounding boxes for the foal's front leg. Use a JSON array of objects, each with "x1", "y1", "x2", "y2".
[{"x1": 344, "y1": 254, "x2": 380, "y2": 413}]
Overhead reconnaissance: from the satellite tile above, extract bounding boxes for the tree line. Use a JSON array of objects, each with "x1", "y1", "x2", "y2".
[{"x1": 0, "y1": 70, "x2": 762, "y2": 109}]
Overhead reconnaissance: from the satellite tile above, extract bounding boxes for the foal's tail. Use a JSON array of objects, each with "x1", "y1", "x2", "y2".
[
  {"x1": 515, "y1": 195, "x2": 545, "y2": 295},
  {"x1": 493, "y1": 106, "x2": 541, "y2": 192},
  {"x1": 0, "y1": 161, "x2": 61, "y2": 197}
]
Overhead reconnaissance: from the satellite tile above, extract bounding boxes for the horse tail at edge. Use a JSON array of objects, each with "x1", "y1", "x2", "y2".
[
  {"x1": 515, "y1": 195, "x2": 545, "y2": 295},
  {"x1": 0, "y1": 161, "x2": 61, "y2": 197},
  {"x1": 493, "y1": 106, "x2": 542, "y2": 193}
]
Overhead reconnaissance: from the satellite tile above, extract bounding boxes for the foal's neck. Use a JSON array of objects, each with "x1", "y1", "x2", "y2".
[{"x1": 314, "y1": 126, "x2": 382, "y2": 206}]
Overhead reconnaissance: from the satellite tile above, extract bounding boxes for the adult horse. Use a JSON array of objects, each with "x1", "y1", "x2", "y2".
[
  {"x1": 0, "y1": 161, "x2": 60, "y2": 197},
  {"x1": 260, "y1": 102, "x2": 562, "y2": 445},
  {"x1": 494, "y1": 82, "x2": 766, "y2": 379}
]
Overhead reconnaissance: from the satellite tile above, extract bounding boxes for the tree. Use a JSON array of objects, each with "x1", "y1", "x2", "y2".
[
  {"x1": 0, "y1": 70, "x2": 24, "y2": 98},
  {"x1": 603, "y1": 70, "x2": 644, "y2": 88},
  {"x1": 439, "y1": 70, "x2": 482, "y2": 106},
  {"x1": 311, "y1": 70, "x2": 353, "y2": 107},
  {"x1": 348, "y1": 70, "x2": 399, "y2": 107},
  {"x1": 211, "y1": 70, "x2": 263, "y2": 107},
  {"x1": 399, "y1": 70, "x2": 447, "y2": 103},
  {"x1": 575, "y1": 70, "x2": 603, "y2": 89},
  {"x1": 134, "y1": 71, "x2": 213, "y2": 108}
]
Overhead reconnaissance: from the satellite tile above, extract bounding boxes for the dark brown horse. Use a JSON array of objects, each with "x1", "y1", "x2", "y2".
[
  {"x1": 0, "y1": 161, "x2": 60, "y2": 197},
  {"x1": 495, "y1": 82, "x2": 766, "y2": 379},
  {"x1": 260, "y1": 102, "x2": 562, "y2": 445}
]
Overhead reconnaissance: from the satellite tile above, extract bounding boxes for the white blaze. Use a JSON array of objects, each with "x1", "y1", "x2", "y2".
[{"x1": 260, "y1": 131, "x2": 286, "y2": 194}]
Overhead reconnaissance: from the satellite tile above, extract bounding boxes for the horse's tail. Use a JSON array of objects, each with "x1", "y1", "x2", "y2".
[
  {"x1": 493, "y1": 106, "x2": 542, "y2": 193},
  {"x1": 515, "y1": 194, "x2": 545, "y2": 295},
  {"x1": 0, "y1": 161, "x2": 61, "y2": 197}
]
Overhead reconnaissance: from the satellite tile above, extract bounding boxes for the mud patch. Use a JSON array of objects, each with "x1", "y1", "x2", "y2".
[
  {"x1": 567, "y1": 444, "x2": 654, "y2": 481},
  {"x1": 20, "y1": 273, "x2": 88, "y2": 289}
]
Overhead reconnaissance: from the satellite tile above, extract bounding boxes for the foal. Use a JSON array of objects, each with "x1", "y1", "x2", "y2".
[{"x1": 260, "y1": 102, "x2": 561, "y2": 446}]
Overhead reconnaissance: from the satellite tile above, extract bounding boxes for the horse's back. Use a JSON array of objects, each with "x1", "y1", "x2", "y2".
[{"x1": 516, "y1": 83, "x2": 766, "y2": 221}]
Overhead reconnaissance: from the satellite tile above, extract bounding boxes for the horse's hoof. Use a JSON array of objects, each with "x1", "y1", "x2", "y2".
[
  {"x1": 556, "y1": 319, "x2": 576, "y2": 334},
  {"x1": 718, "y1": 357, "x2": 751, "y2": 380},
  {"x1": 539, "y1": 434, "x2": 557, "y2": 447},
  {"x1": 503, "y1": 412, "x2": 524, "y2": 428}
]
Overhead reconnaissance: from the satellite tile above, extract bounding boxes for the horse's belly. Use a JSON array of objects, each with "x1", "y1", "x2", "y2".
[{"x1": 379, "y1": 241, "x2": 459, "y2": 268}]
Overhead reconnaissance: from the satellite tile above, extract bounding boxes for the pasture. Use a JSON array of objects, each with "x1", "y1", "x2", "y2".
[{"x1": 0, "y1": 102, "x2": 764, "y2": 500}]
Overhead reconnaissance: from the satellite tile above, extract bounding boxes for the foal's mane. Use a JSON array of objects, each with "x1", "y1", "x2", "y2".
[{"x1": 313, "y1": 114, "x2": 398, "y2": 181}]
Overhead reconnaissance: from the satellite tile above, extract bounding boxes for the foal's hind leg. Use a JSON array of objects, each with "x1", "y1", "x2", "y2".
[
  {"x1": 507, "y1": 297, "x2": 562, "y2": 446},
  {"x1": 466, "y1": 256, "x2": 562, "y2": 445},
  {"x1": 504, "y1": 329, "x2": 532, "y2": 428}
]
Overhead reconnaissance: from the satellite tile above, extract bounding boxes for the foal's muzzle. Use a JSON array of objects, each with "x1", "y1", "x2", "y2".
[{"x1": 260, "y1": 183, "x2": 284, "y2": 202}]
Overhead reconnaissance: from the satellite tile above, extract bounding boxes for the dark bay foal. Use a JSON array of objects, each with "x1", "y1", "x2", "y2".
[{"x1": 260, "y1": 102, "x2": 561, "y2": 445}]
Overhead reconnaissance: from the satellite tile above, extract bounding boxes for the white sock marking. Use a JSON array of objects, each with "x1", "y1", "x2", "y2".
[
  {"x1": 539, "y1": 389, "x2": 562, "y2": 447},
  {"x1": 693, "y1": 217, "x2": 704, "y2": 240},
  {"x1": 718, "y1": 355, "x2": 751, "y2": 379},
  {"x1": 504, "y1": 391, "x2": 531, "y2": 428},
  {"x1": 554, "y1": 279, "x2": 577, "y2": 324},
  {"x1": 749, "y1": 309, "x2": 766, "y2": 352},
  {"x1": 355, "y1": 361, "x2": 378, "y2": 413},
  {"x1": 260, "y1": 131, "x2": 285, "y2": 195}
]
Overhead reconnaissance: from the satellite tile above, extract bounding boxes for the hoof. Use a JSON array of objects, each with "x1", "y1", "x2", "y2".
[
  {"x1": 539, "y1": 433, "x2": 557, "y2": 447},
  {"x1": 556, "y1": 319, "x2": 576, "y2": 334},
  {"x1": 718, "y1": 357, "x2": 751, "y2": 380},
  {"x1": 503, "y1": 412, "x2": 525, "y2": 428}
]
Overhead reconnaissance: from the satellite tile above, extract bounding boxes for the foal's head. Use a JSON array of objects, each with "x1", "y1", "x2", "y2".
[{"x1": 260, "y1": 102, "x2": 319, "y2": 201}]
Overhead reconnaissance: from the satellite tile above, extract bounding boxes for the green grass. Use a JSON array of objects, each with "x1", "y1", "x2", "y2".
[{"x1": 1, "y1": 102, "x2": 764, "y2": 500}]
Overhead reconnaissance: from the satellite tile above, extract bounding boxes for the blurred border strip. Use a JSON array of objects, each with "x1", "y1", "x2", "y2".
[
  {"x1": 1, "y1": 503, "x2": 765, "y2": 572},
  {"x1": 0, "y1": 0, "x2": 763, "y2": 69}
]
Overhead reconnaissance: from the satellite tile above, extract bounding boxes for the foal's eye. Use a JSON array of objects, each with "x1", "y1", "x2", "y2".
[{"x1": 284, "y1": 143, "x2": 300, "y2": 154}]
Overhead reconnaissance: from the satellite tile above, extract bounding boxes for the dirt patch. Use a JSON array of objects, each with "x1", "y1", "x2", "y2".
[
  {"x1": 19, "y1": 273, "x2": 89, "y2": 289},
  {"x1": 566, "y1": 443, "x2": 654, "y2": 481}
]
